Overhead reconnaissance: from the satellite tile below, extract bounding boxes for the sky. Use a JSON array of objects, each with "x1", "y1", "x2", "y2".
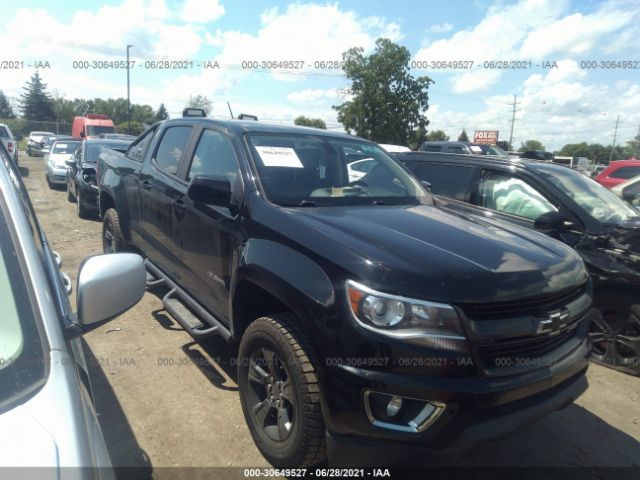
[{"x1": 0, "y1": 0, "x2": 639, "y2": 150}]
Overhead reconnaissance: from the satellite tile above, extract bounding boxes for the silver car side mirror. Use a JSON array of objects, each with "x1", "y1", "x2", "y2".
[{"x1": 76, "y1": 253, "x2": 145, "y2": 328}]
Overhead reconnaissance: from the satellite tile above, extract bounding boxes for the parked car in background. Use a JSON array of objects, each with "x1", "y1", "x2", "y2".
[
  {"x1": 595, "y1": 158, "x2": 640, "y2": 189},
  {"x1": 97, "y1": 133, "x2": 136, "y2": 141},
  {"x1": 419, "y1": 141, "x2": 482, "y2": 154},
  {"x1": 519, "y1": 150, "x2": 554, "y2": 161},
  {"x1": 397, "y1": 151, "x2": 640, "y2": 376},
  {"x1": 26, "y1": 131, "x2": 55, "y2": 157},
  {"x1": 0, "y1": 123, "x2": 19, "y2": 166},
  {"x1": 45, "y1": 139, "x2": 81, "y2": 187},
  {"x1": 611, "y1": 174, "x2": 640, "y2": 208},
  {"x1": 419, "y1": 141, "x2": 509, "y2": 157},
  {"x1": 97, "y1": 118, "x2": 593, "y2": 467},
  {"x1": 72, "y1": 114, "x2": 116, "y2": 139},
  {"x1": 67, "y1": 139, "x2": 132, "y2": 218},
  {"x1": 378, "y1": 143, "x2": 411, "y2": 153},
  {"x1": 41, "y1": 135, "x2": 75, "y2": 157},
  {"x1": 591, "y1": 164, "x2": 607, "y2": 178},
  {"x1": 0, "y1": 141, "x2": 145, "y2": 475}
]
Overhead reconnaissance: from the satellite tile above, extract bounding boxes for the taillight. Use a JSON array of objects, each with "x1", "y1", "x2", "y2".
[{"x1": 7, "y1": 142, "x2": 13, "y2": 153}]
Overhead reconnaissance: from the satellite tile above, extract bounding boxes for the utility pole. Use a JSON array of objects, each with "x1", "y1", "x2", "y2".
[
  {"x1": 508, "y1": 94, "x2": 521, "y2": 150},
  {"x1": 126, "y1": 44, "x2": 133, "y2": 134},
  {"x1": 609, "y1": 115, "x2": 620, "y2": 163}
]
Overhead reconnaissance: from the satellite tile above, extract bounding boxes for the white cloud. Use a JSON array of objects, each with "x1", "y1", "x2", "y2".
[
  {"x1": 206, "y1": 3, "x2": 402, "y2": 80},
  {"x1": 180, "y1": 0, "x2": 225, "y2": 24},
  {"x1": 430, "y1": 22, "x2": 453, "y2": 33},
  {"x1": 286, "y1": 88, "x2": 350, "y2": 106},
  {"x1": 451, "y1": 69, "x2": 502, "y2": 93}
]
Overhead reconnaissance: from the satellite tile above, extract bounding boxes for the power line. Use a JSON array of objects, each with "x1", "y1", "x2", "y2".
[
  {"x1": 508, "y1": 94, "x2": 521, "y2": 149},
  {"x1": 609, "y1": 115, "x2": 620, "y2": 162}
]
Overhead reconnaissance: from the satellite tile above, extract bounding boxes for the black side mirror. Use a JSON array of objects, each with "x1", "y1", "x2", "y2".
[
  {"x1": 421, "y1": 180, "x2": 432, "y2": 192},
  {"x1": 188, "y1": 175, "x2": 231, "y2": 209},
  {"x1": 80, "y1": 131, "x2": 86, "y2": 138},
  {"x1": 623, "y1": 191, "x2": 637, "y2": 203},
  {"x1": 534, "y1": 210, "x2": 567, "y2": 231}
]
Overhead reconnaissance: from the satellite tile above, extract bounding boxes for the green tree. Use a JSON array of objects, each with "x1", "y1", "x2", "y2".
[
  {"x1": 426, "y1": 130, "x2": 449, "y2": 141},
  {"x1": 0, "y1": 90, "x2": 16, "y2": 119},
  {"x1": 333, "y1": 38, "x2": 433, "y2": 148},
  {"x1": 156, "y1": 103, "x2": 169, "y2": 121},
  {"x1": 518, "y1": 139, "x2": 545, "y2": 152},
  {"x1": 294, "y1": 115, "x2": 326, "y2": 129},
  {"x1": 116, "y1": 120, "x2": 145, "y2": 136},
  {"x1": 457, "y1": 129, "x2": 469, "y2": 142},
  {"x1": 624, "y1": 134, "x2": 640, "y2": 158},
  {"x1": 186, "y1": 95, "x2": 213, "y2": 115},
  {"x1": 20, "y1": 72, "x2": 55, "y2": 121}
]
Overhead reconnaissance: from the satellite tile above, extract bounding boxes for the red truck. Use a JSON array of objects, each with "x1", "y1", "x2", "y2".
[
  {"x1": 595, "y1": 158, "x2": 640, "y2": 189},
  {"x1": 72, "y1": 114, "x2": 116, "y2": 139}
]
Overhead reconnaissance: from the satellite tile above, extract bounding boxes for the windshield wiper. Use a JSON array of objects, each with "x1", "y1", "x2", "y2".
[{"x1": 298, "y1": 200, "x2": 316, "y2": 207}]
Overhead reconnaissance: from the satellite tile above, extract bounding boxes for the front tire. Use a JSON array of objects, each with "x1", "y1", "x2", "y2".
[
  {"x1": 590, "y1": 303, "x2": 640, "y2": 376},
  {"x1": 102, "y1": 208, "x2": 125, "y2": 253},
  {"x1": 238, "y1": 314, "x2": 326, "y2": 468}
]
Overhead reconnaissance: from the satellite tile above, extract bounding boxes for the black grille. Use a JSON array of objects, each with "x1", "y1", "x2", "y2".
[
  {"x1": 476, "y1": 325, "x2": 579, "y2": 374},
  {"x1": 458, "y1": 285, "x2": 585, "y2": 320}
]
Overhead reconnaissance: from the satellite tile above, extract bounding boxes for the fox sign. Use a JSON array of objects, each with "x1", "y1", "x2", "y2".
[{"x1": 473, "y1": 130, "x2": 499, "y2": 144}]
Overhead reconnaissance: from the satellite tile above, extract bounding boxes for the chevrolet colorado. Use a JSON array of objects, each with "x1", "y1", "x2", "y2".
[{"x1": 97, "y1": 116, "x2": 594, "y2": 467}]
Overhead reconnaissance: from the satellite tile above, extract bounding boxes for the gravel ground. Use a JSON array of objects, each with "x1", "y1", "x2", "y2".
[{"x1": 17, "y1": 151, "x2": 640, "y2": 477}]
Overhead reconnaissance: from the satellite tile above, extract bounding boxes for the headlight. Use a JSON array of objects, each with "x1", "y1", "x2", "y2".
[{"x1": 346, "y1": 280, "x2": 469, "y2": 352}]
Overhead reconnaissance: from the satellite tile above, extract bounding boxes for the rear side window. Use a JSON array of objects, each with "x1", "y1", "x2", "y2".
[
  {"x1": 127, "y1": 129, "x2": 155, "y2": 162},
  {"x1": 610, "y1": 166, "x2": 640, "y2": 179},
  {"x1": 153, "y1": 126, "x2": 192, "y2": 176},
  {"x1": 187, "y1": 129, "x2": 240, "y2": 193},
  {"x1": 413, "y1": 163, "x2": 475, "y2": 200},
  {"x1": 446, "y1": 146, "x2": 466, "y2": 153},
  {"x1": 0, "y1": 127, "x2": 9, "y2": 138}
]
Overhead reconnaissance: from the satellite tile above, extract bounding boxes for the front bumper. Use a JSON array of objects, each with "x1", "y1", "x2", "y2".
[
  {"x1": 320, "y1": 314, "x2": 591, "y2": 462},
  {"x1": 46, "y1": 164, "x2": 67, "y2": 184}
]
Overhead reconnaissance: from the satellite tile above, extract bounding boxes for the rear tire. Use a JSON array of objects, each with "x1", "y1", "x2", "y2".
[
  {"x1": 238, "y1": 314, "x2": 326, "y2": 468},
  {"x1": 102, "y1": 208, "x2": 125, "y2": 253}
]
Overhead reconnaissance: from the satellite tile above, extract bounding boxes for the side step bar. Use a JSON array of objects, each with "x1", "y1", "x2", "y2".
[{"x1": 145, "y1": 259, "x2": 232, "y2": 340}]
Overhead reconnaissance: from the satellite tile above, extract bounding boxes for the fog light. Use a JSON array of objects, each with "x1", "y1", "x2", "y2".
[{"x1": 386, "y1": 396, "x2": 403, "y2": 417}]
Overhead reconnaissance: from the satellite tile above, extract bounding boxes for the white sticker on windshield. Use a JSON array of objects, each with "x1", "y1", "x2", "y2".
[
  {"x1": 254, "y1": 146, "x2": 303, "y2": 168},
  {"x1": 470, "y1": 145, "x2": 483, "y2": 152}
]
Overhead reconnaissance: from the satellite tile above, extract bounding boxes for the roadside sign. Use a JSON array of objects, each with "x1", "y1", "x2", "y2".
[{"x1": 473, "y1": 130, "x2": 499, "y2": 144}]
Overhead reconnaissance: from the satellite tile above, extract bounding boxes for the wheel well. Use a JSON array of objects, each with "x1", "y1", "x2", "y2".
[
  {"x1": 99, "y1": 192, "x2": 115, "y2": 218},
  {"x1": 232, "y1": 281, "x2": 290, "y2": 340}
]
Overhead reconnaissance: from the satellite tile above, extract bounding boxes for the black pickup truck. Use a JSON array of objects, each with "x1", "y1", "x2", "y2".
[{"x1": 97, "y1": 116, "x2": 594, "y2": 467}]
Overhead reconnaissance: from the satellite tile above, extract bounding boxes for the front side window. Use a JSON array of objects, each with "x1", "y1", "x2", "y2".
[
  {"x1": 154, "y1": 126, "x2": 193, "y2": 176},
  {"x1": 247, "y1": 133, "x2": 430, "y2": 207},
  {"x1": 187, "y1": 129, "x2": 241, "y2": 195},
  {"x1": 477, "y1": 171, "x2": 557, "y2": 220},
  {"x1": 414, "y1": 163, "x2": 475, "y2": 201},
  {"x1": 423, "y1": 145, "x2": 442, "y2": 152}
]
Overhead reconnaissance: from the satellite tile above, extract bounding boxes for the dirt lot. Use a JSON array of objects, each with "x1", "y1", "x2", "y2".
[{"x1": 17, "y1": 151, "x2": 640, "y2": 475}]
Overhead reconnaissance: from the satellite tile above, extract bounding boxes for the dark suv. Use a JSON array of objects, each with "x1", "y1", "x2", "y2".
[
  {"x1": 397, "y1": 151, "x2": 640, "y2": 376},
  {"x1": 97, "y1": 118, "x2": 593, "y2": 467}
]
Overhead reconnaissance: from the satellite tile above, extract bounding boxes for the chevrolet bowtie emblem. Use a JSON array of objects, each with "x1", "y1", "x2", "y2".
[{"x1": 536, "y1": 309, "x2": 570, "y2": 334}]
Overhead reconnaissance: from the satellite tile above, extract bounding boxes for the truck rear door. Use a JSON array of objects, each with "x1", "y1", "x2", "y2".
[{"x1": 139, "y1": 125, "x2": 194, "y2": 280}]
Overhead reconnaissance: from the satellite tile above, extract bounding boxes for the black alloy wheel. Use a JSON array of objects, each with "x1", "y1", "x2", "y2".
[{"x1": 590, "y1": 305, "x2": 640, "y2": 376}]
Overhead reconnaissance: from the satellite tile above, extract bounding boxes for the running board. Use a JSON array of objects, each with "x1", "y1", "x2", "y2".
[{"x1": 145, "y1": 259, "x2": 232, "y2": 340}]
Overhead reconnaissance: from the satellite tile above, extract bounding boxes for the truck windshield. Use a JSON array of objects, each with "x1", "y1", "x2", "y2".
[
  {"x1": 0, "y1": 199, "x2": 46, "y2": 409},
  {"x1": 247, "y1": 133, "x2": 430, "y2": 206},
  {"x1": 87, "y1": 125, "x2": 115, "y2": 136},
  {"x1": 538, "y1": 165, "x2": 640, "y2": 224}
]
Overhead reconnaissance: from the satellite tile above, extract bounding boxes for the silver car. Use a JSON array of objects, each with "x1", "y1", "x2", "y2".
[
  {"x1": 0, "y1": 143, "x2": 145, "y2": 476},
  {"x1": 26, "y1": 131, "x2": 55, "y2": 157},
  {"x1": 46, "y1": 140, "x2": 81, "y2": 186}
]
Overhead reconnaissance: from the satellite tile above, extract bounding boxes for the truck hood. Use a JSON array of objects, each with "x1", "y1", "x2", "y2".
[{"x1": 287, "y1": 204, "x2": 587, "y2": 303}]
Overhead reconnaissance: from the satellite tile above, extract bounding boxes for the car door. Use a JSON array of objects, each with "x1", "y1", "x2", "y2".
[
  {"x1": 173, "y1": 127, "x2": 244, "y2": 320},
  {"x1": 139, "y1": 125, "x2": 194, "y2": 280}
]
